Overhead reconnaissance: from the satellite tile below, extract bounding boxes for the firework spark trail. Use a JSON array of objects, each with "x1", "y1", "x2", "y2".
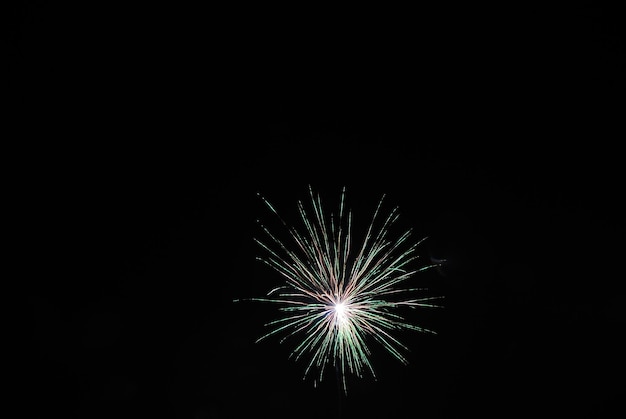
[{"x1": 235, "y1": 185, "x2": 443, "y2": 393}]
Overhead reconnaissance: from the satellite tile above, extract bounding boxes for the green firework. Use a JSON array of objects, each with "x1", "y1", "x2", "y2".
[{"x1": 235, "y1": 185, "x2": 443, "y2": 394}]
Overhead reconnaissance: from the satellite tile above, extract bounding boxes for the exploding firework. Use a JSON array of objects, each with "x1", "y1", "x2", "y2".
[{"x1": 235, "y1": 186, "x2": 443, "y2": 393}]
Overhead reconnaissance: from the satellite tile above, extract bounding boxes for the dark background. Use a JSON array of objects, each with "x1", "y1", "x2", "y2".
[{"x1": 10, "y1": 1, "x2": 624, "y2": 418}]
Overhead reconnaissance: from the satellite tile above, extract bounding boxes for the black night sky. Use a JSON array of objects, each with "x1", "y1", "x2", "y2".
[{"x1": 11, "y1": 2, "x2": 624, "y2": 418}]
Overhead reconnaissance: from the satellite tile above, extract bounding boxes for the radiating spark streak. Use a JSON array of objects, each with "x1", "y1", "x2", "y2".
[{"x1": 235, "y1": 186, "x2": 443, "y2": 394}]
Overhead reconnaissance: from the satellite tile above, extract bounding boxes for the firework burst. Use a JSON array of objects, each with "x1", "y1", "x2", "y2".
[{"x1": 235, "y1": 186, "x2": 443, "y2": 393}]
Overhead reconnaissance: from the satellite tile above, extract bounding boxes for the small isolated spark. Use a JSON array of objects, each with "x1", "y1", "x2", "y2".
[{"x1": 235, "y1": 186, "x2": 443, "y2": 394}]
